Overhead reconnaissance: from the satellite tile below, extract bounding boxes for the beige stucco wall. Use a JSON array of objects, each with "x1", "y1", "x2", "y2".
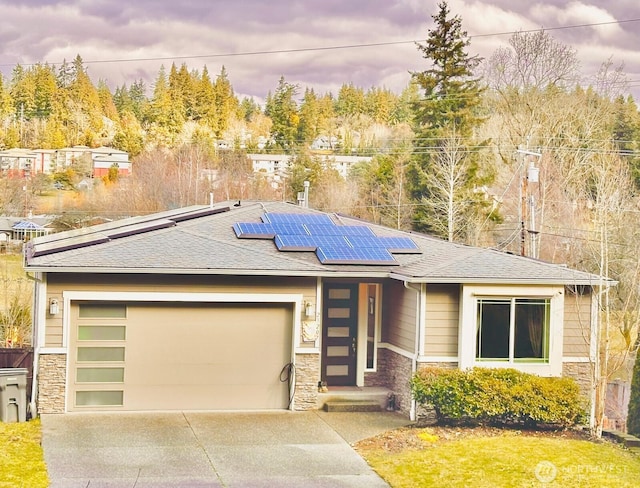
[
  {"x1": 424, "y1": 284, "x2": 459, "y2": 357},
  {"x1": 382, "y1": 280, "x2": 417, "y2": 352}
]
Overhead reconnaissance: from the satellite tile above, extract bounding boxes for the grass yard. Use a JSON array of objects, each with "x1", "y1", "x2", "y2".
[
  {"x1": 0, "y1": 419, "x2": 49, "y2": 488},
  {"x1": 355, "y1": 426, "x2": 640, "y2": 488}
]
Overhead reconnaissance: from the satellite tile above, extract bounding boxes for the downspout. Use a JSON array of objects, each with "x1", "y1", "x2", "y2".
[
  {"x1": 25, "y1": 271, "x2": 44, "y2": 417},
  {"x1": 404, "y1": 281, "x2": 426, "y2": 421}
]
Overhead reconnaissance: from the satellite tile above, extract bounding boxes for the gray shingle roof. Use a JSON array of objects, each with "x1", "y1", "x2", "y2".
[{"x1": 24, "y1": 201, "x2": 610, "y2": 286}]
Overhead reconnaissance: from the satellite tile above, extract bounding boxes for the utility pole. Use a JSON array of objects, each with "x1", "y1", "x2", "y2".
[{"x1": 517, "y1": 149, "x2": 541, "y2": 257}]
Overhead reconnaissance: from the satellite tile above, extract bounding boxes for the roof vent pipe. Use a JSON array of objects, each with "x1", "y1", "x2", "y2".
[{"x1": 297, "y1": 181, "x2": 310, "y2": 208}]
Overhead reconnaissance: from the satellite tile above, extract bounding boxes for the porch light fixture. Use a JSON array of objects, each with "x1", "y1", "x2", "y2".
[
  {"x1": 304, "y1": 302, "x2": 315, "y2": 318},
  {"x1": 49, "y1": 298, "x2": 59, "y2": 316}
]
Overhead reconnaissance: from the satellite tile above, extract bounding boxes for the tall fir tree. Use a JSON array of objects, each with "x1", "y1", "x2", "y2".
[{"x1": 408, "y1": 1, "x2": 491, "y2": 242}]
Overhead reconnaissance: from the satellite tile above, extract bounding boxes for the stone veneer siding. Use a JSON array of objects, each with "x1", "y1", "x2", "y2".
[
  {"x1": 563, "y1": 361, "x2": 594, "y2": 402},
  {"x1": 293, "y1": 352, "x2": 320, "y2": 410},
  {"x1": 364, "y1": 348, "x2": 413, "y2": 416},
  {"x1": 37, "y1": 354, "x2": 67, "y2": 414}
]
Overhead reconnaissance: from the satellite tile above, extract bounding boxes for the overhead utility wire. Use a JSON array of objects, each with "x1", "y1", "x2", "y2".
[{"x1": 2, "y1": 17, "x2": 638, "y2": 68}]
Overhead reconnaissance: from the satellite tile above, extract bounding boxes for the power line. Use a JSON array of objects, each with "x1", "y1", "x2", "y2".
[{"x1": 1, "y1": 17, "x2": 638, "y2": 68}]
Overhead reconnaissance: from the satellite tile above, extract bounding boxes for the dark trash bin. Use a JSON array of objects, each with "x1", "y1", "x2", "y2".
[{"x1": 0, "y1": 368, "x2": 28, "y2": 422}]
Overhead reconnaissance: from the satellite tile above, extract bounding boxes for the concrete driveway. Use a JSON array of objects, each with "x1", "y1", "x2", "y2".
[{"x1": 41, "y1": 410, "x2": 411, "y2": 487}]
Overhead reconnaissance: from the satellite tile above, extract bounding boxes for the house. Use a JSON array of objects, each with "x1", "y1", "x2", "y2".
[
  {"x1": 0, "y1": 146, "x2": 131, "y2": 177},
  {"x1": 0, "y1": 217, "x2": 54, "y2": 244},
  {"x1": 0, "y1": 148, "x2": 36, "y2": 178},
  {"x1": 57, "y1": 145, "x2": 131, "y2": 177},
  {"x1": 248, "y1": 153, "x2": 373, "y2": 180},
  {"x1": 24, "y1": 201, "x2": 612, "y2": 423}
]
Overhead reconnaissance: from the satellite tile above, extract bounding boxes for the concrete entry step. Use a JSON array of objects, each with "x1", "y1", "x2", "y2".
[{"x1": 324, "y1": 400, "x2": 382, "y2": 412}]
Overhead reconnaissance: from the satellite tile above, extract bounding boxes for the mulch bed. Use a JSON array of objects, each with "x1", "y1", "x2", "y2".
[{"x1": 353, "y1": 424, "x2": 592, "y2": 454}]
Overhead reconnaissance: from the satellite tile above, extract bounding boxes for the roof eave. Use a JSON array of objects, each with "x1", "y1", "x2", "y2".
[
  {"x1": 23, "y1": 266, "x2": 393, "y2": 279},
  {"x1": 389, "y1": 272, "x2": 617, "y2": 287}
]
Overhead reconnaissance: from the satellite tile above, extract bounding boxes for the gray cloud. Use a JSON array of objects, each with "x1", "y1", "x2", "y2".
[{"x1": 0, "y1": 0, "x2": 637, "y2": 102}]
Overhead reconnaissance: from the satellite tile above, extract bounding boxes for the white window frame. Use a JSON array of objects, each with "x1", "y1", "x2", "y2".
[{"x1": 459, "y1": 285, "x2": 564, "y2": 376}]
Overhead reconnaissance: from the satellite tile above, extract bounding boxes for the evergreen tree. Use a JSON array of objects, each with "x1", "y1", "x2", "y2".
[
  {"x1": 10, "y1": 64, "x2": 36, "y2": 121},
  {"x1": 128, "y1": 79, "x2": 147, "y2": 121},
  {"x1": 113, "y1": 84, "x2": 133, "y2": 115},
  {"x1": 365, "y1": 87, "x2": 398, "y2": 124},
  {"x1": 297, "y1": 88, "x2": 320, "y2": 145},
  {"x1": 147, "y1": 65, "x2": 184, "y2": 145},
  {"x1": 97, "y1": 80, "x2": 120, "y2": 122},
  {"x1": 213, "y1": 66, "x2": 238, "y2": 138},
  {"x1": 265, "y1": 76, "x2": 299, "y2": 151},
  {"x1": 335, "y1": 83, "x2": 365, "y2": 117},
  {"x1": 408, "y1": 1, "x2": 490, "y2": 241},
  {"x1": 0, "y1": 73, "x2": 13, "y2": 121},
  {"x1": 113, "y1": 110, "x2": 144, "y2": 156},
  {"x1": 611, "y1": 95, "x2": 640, "y2": 188},
  {"x1": 194, "y1": 65, "x2": 216, "y2": 128},
  {"x1": 239, "y1": 96, "x2": 260, "y2": 123}
]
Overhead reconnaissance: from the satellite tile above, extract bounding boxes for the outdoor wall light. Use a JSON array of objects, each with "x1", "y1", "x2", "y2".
[
  {"x1": 49, "y1": 298, "x2": 59, "y2": 316},
  {"x1": 304, "y1": 302, "x2": 315, "y2": 318}
]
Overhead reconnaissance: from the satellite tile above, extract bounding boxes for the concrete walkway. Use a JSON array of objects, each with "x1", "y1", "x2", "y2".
[{"x1": 41, "y1": 410, "x2": 411, "y2": 487}]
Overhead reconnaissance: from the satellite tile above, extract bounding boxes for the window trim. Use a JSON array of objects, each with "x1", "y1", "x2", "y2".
[{"x1": 459, "y1": 285, "x2": 564, "y2": 376}]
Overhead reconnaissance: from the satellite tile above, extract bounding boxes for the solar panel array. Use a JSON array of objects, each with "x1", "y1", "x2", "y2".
[{"x1": 233, "y1": 212, "x2": 421, "y2": 265}]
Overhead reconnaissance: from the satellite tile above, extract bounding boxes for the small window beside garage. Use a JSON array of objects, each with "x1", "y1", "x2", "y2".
[
  {"x1": 78, "y1": 326, "x2": 126, "y2": 341},
  {"x1": 79, "y1": 303, "x2": 127, "y2": 319},
  {"x1": 77, "y1": 347, "x2": 125, "y2": 362},
  {"x1": 76, "y1": 390, "x2": 123, "y2": 406},
  {"x1": 77, "y1": 368, "x2": 125, "y2": 383}
]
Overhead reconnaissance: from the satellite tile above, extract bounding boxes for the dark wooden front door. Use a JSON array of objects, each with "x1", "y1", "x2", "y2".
[{"x1": 322, "y1": 284, "x2": 358, "y2": 386}]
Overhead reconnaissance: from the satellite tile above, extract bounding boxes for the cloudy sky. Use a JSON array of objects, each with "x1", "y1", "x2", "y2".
[{"x1": 0, "y1": 0, "x2": 638, "y2": 102}]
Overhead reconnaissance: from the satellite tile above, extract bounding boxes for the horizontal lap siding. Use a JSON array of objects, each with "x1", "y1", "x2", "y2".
[
  {"x1": 424, "y1": 284, "x2": 460, "y2": 357},
  {"x1": 563, "y1": 289, "x2": 592, "y2": 357},
  {"x1": 382, "y1": 281, "x2": 416, "y2": 352}
]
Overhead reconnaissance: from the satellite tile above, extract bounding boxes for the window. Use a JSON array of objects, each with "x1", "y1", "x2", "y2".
[
  {"x1": 79, "y1": 303, "x2": 126, "y2": 318},
  {"x1": 476, "y1": 298, "x2": 550, "y2": 363}
]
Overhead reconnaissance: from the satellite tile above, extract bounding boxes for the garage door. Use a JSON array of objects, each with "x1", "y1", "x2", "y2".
[{"x1": 68, "y1": 301, "x2": 293, "y2": 411}]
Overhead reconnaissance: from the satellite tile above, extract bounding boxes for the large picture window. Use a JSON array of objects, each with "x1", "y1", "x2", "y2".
[{"x1": 476, "y1": 298, "x2": 550, "y2": 363}]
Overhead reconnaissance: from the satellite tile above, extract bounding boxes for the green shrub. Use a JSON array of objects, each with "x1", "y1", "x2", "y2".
[{"x1": 410, "y1": 367, "x2": 587, "y2": 427}]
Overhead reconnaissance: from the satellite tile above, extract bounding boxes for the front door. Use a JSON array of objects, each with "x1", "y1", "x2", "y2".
[{"x1": 322, "y1": 284, "x2": 358, "y2": 386}]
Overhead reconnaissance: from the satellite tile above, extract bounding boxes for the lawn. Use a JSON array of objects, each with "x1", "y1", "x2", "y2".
[
  {"x1": 0, "y1": 419, "x2": 49, "y2": 488},
  {"x1": 355, "y1": 426, "x2": 640, "y2": 488}
]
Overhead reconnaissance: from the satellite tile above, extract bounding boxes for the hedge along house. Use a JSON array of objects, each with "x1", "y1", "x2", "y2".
[{"x1": 24, "y1": 201, "x2": 613, "y2": 424}]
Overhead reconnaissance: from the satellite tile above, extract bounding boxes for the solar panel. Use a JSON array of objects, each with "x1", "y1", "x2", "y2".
[
  {"x1": 270, "y1": 223, "x2": 309, "y2": 235},
  {"x1": 275, "y1": 234, "x2": 350, "y2": 251},
  {"x1": 232, "y1": 222, "x2": 275, "y2": 238},
  {"x1": 316, "y1": 246, "x2": 398, "y2": 265},
  {"x1": 346, "y1": 236, "x2": 420, "y2": 253},
  {"x1": 263, "y1": 213, "x2": 334, "y2": 225},
  {"x1": 304, "y1": 224, "x2": 375, "y2": 237},
  {"x1": 234, "y1": 212, "x2": 421, "y2": 266}
]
